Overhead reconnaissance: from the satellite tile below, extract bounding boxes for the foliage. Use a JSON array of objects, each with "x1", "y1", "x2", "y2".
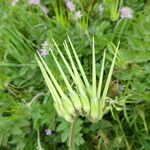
[{"x1": 0, "y1": 0, "x2": 150, "y2": 149}]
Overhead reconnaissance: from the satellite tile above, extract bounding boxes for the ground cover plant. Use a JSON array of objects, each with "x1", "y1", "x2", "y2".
[{"x1": 0, "y1": 0, "x2": 150, "y2": 150}]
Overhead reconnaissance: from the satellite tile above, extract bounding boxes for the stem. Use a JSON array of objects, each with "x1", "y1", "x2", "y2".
[
  {"x1": 117, "y1": 118, "x2": 130, "y2": 150},
  {"x1": 0, "y1": 62, "x2": 36, "y2": 67},
  {"x1": 68, "y1": 117, "x2": 78, "y2": 150},
  {"x1": 37, "y1": 130, "x2": 44, "y2": 150},
  {"x1": 27, "y1": 92, "x2": 45, "y2": 107},
  {"x1": 111, "y1": 18, "x2": 127, "y2": 42},
  {"x1": 117, "y1": 19, "x2": 127, "y2": 42}
]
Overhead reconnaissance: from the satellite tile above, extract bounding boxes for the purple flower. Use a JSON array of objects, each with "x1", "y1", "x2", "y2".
[
  {"x1": 65, "y1": 1, "x2": 75, "y2": 12},
  {"x1": 45, "y1": 129, "x2": 52, "y2": 136},
  {"x1": 98, "y1": 4, "x2": 103, "y2": 14},
  {"x1": 28, "y1": 0, "x2": 40, "y2": 5},
  {"x1": 120, "y1": 7, "x2": 133, "y2": 19},
  {"x1": 11, "y1": 0, "x2": 19, "y2": 6},
  {"x1": 39, "y1": 49, "x2": 49, "y2": 57},
  {"x1": 75, "y1": 11, "x2": 82, "y2": 19}
]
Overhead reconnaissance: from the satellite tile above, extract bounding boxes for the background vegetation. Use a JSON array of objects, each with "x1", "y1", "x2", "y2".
[{"x1": 0, "y1": 0, "x2": 150, "y2": 149}]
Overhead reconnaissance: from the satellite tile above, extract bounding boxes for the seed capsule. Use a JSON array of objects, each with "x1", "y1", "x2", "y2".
[
  {"x1": 54, "y1": 102, "x2": 73, "y2": 122},
  {"x1": 90, "y1": 99, "x2": 99, "y2": 121},
  {"x1": 80, "y1": 92, "x2": 90, "y2": 115},
  {"x1": 98, "y1": 104, "x2": 105, "y2": 121},
  {"x1": 62, "y1": 96, "x2": 76, "y2": 116},
  {"x1": 69, "y1": 91, "x2": 82, "y2": 113},
  {"x1": 54, "y1": 102, "x2": 63, "y2": 117}
]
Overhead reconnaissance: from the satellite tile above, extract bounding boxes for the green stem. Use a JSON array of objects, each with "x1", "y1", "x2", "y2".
[
  {"x1": 68, "y1": 117, "x2": 78, "y2": 150},
  {"x1": 111, "y1": 18, "x2": 127, "y2": 42},
  {"x1": 27, "y1": 92, "x2": 45, "y2": 107},
  {"x1": 0, "y1": 62, "x2": 36, "y2": 67},
  {"x1": 37, "y1": 130, "x2": 44, "y2": 150},
  {"x1": 117, "y1": 19, "x2": 127, "y2": 42}
]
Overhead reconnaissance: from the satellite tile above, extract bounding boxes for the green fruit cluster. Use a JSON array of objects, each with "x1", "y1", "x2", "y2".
[{"x1": 36, "y1": 36, "x2": 119, "y2": 122}]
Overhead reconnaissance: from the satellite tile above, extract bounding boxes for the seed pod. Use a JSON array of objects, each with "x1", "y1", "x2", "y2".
[
  {"x1": 98, "y1": 104, "x2": 105, "y2": 121},
  {"x1": 54, "y1": 102, "x2": 63, "y2": 117},
  {"x1": 100, "y1": 42, "x2": 119, "y2": 109},
  {"x1": 63, "y1": 41, "x2": 91, "y2": 114},
  {"x1": 97, "y1": 49, "x2": 106, "y2": 98},
  {"x1": 37, "y1": 50, "x2": 76, "y2": 116},
  {"x1": 69, "y1": 91, "x2": 82, "y2": 113},
  {"x1": 36, "y1": 37, "x2": 120, "y2": 123},
  {"x1": 52, "y1": 39, "x2": 84, "y2": 113},
  {"x1": 80, "y1": 91, "x2": 90, "y2": 115},
  {"x1": 74, "y1": 75, "x2": 90, "y2": 115},
  {"x1": 55, "y1": 102, "x2": 73, "y2": 122},
  {"x1": 62, "y1": 96, "x2": 76, "y2": 116},
  {"x1": 67, "y1": 36, "x2": 90, "y2": 88},
  {"x1": 49, "y1": 47, "x2": 82, "y2": 113},
  {"x1": 90, "y1": 100, "x2": 99, "y2": 121},
  {"x1": 35, "y1": 54, "x2": 62, "y2": 106},
  {"x1": 90, "y1": 37, "x2": 99, "y2": 121}
]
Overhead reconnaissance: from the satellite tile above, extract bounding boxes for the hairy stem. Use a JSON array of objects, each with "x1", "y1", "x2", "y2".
[{"x1": 68, "y1": 117, "x2": 78, "y2": 150}]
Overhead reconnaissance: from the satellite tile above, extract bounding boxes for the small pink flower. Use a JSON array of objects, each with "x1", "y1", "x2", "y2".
[
  {"x1": 28, "y1": 0, "x2": 40, "y2": 5},
  {"x1": 75, "y1": 11, "x2": 82, "y2": 19},
  {"x1": 120, "y1": 7, "x2": 133, "y2": 19},
  {"x1": 39, "y1": 49, "x2": 49, "y2": 57},
  {"x1": 98, "y1": 4, "x2": 103, "y2": 14},
  {"x1": 11, "y1": 0, "x2": 19, "y2": 6},
  {"x1": 65, "y1": 1, "x2": 75, "y2": 12}
]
